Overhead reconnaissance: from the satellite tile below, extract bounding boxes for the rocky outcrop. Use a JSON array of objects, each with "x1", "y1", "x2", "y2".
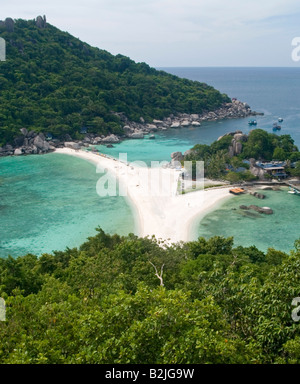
[
  {"x1": 1, "y1": 18, "x2": 15, "y2": 32},
  {"x1": 112, "y1": 99, "x2": 262, "y2": 138},
  {"x1": 36, "y1": 15, "x2": 47, "y2": 29},
  {"x1": 249, "y1": 158, "x2": 266, "y2": 180},
  {"x1": 101, "y1": 134, "x2": 120, "y2": 143},
  {"x1": 34, "y1": 134, "x2": 50, "y2": 152},
  {"x1": 171, "y1": 152, "x2": 184, "y2": 166},
  {"x1": 129, "y1": 132, "x2": 144, "y2": 139},
  {"x1": 64, "y1": 142, "x2": 81, "y2": 150},
  {"x1": 0, "y1": 129, "x2": 57, "y2": 157},
  {"x1": 250, "y1": 191, "x2": 266, "y2": 199},
  {"x1": 240, "y1": 205, "x2": 273, "y2": 215},
  {"x1": 0, "y1": 18, "x2": 14, "y2": 32}
]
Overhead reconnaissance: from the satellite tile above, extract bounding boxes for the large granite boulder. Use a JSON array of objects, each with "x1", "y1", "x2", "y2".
[
  {"x1": 130, "y1": 132, "x2": 144, "y2": 139},
  {"x1": 34, "y1": 135, "x2": 50, "y2": 151},
  {"x1": 171, "y1": 152, "x2": 184, "y2": 162},
  {"x1": 14, "y1": 148, "x2": 23, "y2": 156},
  {"x1": 102, "y1": 134, "x2": 120, "y2": 143},
  {"x1": 4, "y1": 18, "x2": 14, "y2": 32},
  {"x1": 36, "y1": 15, "x2": 47, "y2": 29},
  {"x1": 234, "y1": 133, "x2": 248, "y2": 142},
  {"x1": 64, "y1": 142, "x2": 81, "y2": 150}
]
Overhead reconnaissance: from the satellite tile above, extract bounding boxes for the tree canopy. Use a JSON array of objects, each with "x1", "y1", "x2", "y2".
[{"x1": 0, "y1": 229, "x2": 299, "y2": 364}]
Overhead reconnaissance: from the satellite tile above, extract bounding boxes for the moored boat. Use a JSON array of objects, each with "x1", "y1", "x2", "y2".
[
  {"x1": 248, "y1": 120, "x2": 257, "y2": 126},
  {"x1": 273, "y1": 123, "x2": 281, "y2": 131}
]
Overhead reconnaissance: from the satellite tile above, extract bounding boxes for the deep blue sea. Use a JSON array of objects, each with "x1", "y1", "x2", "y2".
[{"x1": 1, "y1": 67, "x2": 300, "y2": 257}]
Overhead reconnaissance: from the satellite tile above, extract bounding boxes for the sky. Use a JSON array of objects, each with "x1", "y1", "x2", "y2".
[{"x1": 2, "y1": 0, "x2": 300, "y2": 67}]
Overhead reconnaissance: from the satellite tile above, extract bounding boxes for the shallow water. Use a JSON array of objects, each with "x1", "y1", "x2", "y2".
[
  {"x1": 0, "y1": 153, "x2": 136, "y2": 258},
  {"x1": 197, "y1": 188, "x2": 300, "y2": 253}
]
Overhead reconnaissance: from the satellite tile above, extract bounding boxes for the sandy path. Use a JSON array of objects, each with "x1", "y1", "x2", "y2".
[{"x1": 55, "y1": 148, "x2": 232, "y2": 243}]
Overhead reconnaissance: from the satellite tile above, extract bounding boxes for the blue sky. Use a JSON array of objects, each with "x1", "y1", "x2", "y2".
[{"x1": 2, "y1": 0, "x2": 300, "y2": 67}]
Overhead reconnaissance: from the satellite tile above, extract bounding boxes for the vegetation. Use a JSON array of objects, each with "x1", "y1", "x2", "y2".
[
  {"x1": 0, "y1": 18, "x2": 230, "y2": 146},
  {"x1": 0, "y1": 229, "x2": 299, "y2": 364},
  {"x1": 185, "y1": 129, "x2": 300, "y2": 181}
]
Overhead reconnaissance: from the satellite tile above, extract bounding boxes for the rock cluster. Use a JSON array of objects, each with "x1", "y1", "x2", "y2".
[
  {"x1": 114, "y1": 99, "x2": 261, "y2": 139},
  {"x1": 0, "y1": 18, "x2": 15, "y2": 32},
  {"x1": 240, "y1": 205, "x2": 273, "y2": 215},
  {"x1": 0, "y1": 129, "x2": 54, "y2": 156},
  {"x1": 36, "y1": 15, "x2": 47, "y2": 29},
  {"x1": 249, "y1": 158, "x2": 266, "y2": 180}
]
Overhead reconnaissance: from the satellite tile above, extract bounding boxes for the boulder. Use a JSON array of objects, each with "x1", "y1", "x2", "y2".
[
  {"x1": 14, "y1": 136, "x2": 24, "y2": 147},
  {"x1": 38, "y1": 132, "x2": 46, "y2": 141},
  {"x1": 170, "y1": 122, "x2": 181, "y2": 128},
  {"x1": 250, "y1": 192, "x2": 265, "y2": 199},
  {"x1": 181, "y1": 120, "x2": 191, "y2": 127},
  {"x1": 14, "y1": 148, "x2": 23, "y2": 156},
  {"x1": 4, "y1": 18, "x2": 14, "y2": 32},
  {"x1": 192, "y1": 122, "x2": 201, "y2": 126},
  {"x1": 34, "y1": 136, "x2": 50, "y2": 151},
  {"x1": 147, "y1": 124, "x2": 157, "y2": 130},
  {"x1": 64, "y1": 142, "x2": 81, "y2": 150},
  {"x1": 234, "y1": 133, "x2": 248, "y2": 142},
  {"x1": 36, "y1": 15, "x2": 47, "y2": 29},
  {"x1": 249, "y1": 165, "x2": 265, "y2": 180},
  {"x1": 130, "y1": 132, "x2": 144, "y2": 139},
  {"x1": 20, "y1": 128, "x2": 28, "y2": 136},
  {"x1": 234, "y1": 141, "x2": 243, "y2": 155},
  {"x1": 101, "y1": 134, "x2": 120, "y2": 143},
  {"x1": 171, "y1": 152, "x2": 184, "y2": 162},
  {"x1": 28, "y1": 130, "x2": 36, "y2": 138}
]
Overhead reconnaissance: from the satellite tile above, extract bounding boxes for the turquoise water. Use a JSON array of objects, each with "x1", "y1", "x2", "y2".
[
  {"x1": 197, "y1": 188, "x2": 300, "y2": 253},
  {"x1": 0, "y1": 153, "x2": 136, "y2": 258}
]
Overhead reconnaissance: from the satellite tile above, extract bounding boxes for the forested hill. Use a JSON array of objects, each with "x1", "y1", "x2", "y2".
[{"x1": 0, "y1": 16, "x2": 230, "y2": 146}]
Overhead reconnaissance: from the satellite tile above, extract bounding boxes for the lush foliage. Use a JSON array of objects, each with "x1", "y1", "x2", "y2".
[
  {"x1": 0, "y1": 18, "x2": 230, "y2": 146},
  {"x1": 0, "y1": 229, "x2": 299, "y2": 364},
  {"x1": 185, "y1": 129, "x2": 300, "y2": 180}
]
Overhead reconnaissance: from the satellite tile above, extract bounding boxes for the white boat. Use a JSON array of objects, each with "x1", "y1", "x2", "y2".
[{"x1": 288, "y1": 187, "x2": 300, "y2": 195}]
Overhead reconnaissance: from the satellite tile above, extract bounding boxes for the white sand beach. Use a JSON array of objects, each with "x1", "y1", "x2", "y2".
[{"x1": 55, "y1": 148, "x2": 233, "y2": 243}]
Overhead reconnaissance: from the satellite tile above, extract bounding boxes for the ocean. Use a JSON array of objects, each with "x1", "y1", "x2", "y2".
[
  {"x1": 0, "y1": 153, "x2": 136, "y2": 258},
  {"x1": 1, "y1": 67, "x2": 300, "y2": 256}
]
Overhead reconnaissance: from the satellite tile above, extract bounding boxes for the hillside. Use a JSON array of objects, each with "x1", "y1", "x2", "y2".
[{"x1": 0, "y1": 16, "x2": 231, "y2": 147}]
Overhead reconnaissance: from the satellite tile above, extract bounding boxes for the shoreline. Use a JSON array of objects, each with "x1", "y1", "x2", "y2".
[
  {"x1": 54, "y1": 148, "x2": 232, "y2": 243},
  {"x1": 0, "y1": 99, "x2": 262, "y2": 158}
]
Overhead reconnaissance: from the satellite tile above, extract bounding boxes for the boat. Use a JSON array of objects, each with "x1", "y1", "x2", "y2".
[
  {"x1": 288, "y1": 187, "x2": 300, "y2": 195},
  {"x1": 273, "y1": 123, "x2": 281, "y2": 131},
  {"x1": 248, "y1": 120, "x2": 257, "y2": 126},
  {"x1": 149, "y1": 134, "x2": 156, "y2": 140},
  {"x1": 278, "y1": 118, "x2": 283, "y2": 123}
]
